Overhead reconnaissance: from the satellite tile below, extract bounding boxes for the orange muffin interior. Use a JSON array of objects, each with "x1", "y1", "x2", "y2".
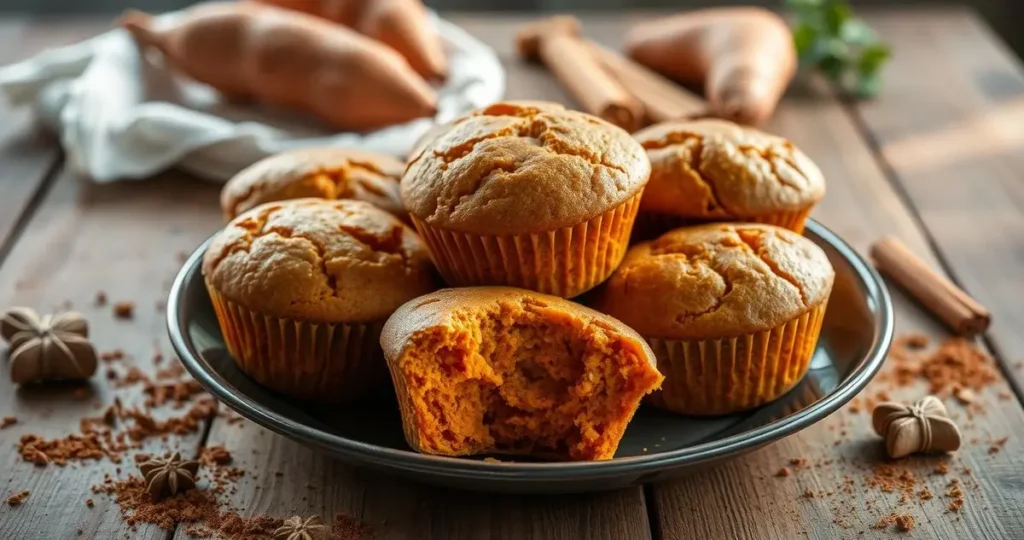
[{"x1": 393, "y1": 300, "x2": 661, "y2": 461}]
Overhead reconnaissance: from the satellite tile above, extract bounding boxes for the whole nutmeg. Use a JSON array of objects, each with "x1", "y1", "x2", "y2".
[
  {"x1": 1, "y1": 307, "x2": 97, "y2": 384},
  {"x1": 872, "y1": 396, "x2": 962, "y2": 459}
]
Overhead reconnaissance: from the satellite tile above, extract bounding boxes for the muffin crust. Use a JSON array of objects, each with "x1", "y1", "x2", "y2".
[
  {"x1": 598, "y1": 223, "x2": 834, "y2": 339},
  {"x1": 632, "y1": 119, "x2": 825, "y2": 218},
  {"x1": 402, "y1": 101, "x2": 651, "y2": 235},
  {"x1": 221, "y1": 148, "x2": 405, "y2": 221},
  {"x1": 203, "y1": 198, "x2": 437, "y2": 322}
]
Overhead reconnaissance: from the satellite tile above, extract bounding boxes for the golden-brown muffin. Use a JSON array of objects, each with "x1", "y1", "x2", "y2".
[
  {"x1": 203, "y1": 198, "x2": 439, "y2": 401},
  {"x1": 401, "y1": 100, "x2": 651, "y2": 298},
  {"x1": 220, "y1": 147, "x2": 406, "y2": 222},
  {"x1": 596, "y1": 223, "x2": 834, "y2": 415},
  {"x1": 632, "y1": 119, "x2": 825, "y2": 238},
  {"x1": 381, "y1": 286, "x2": 663, "y2": 461}
]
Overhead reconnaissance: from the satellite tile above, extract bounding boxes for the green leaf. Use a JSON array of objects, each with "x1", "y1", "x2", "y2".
[
  {"x1": 857, "y1": 42, "x2": 892, "y2": 75},
  {"x1": 824, "y1": 1, "x2": 853, "y2": 35},
  {"x1": 793, "y1": 23, "x2": 819, "y2": 59},
  {"x1": 787, "y1": 0, "x2": 891, "y2": 101},
  {"x1": 839, "y1": 18, "x2": 874, "y2": 46},
  {"x1": 854, "y1": 72, "x2": 883, "y2": 98}
]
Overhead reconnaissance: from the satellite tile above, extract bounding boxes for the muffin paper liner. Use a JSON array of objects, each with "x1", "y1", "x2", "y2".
[
  {"x1": 384, "y1": 354, "x2": 426, "y2": 454},
  {"x1": 207, "y1": 284, "x2": 387, "y2": 402},
  {"x1": 645, "y1": 300, "x2": 829, "y2": 416},
  {"x1": 632, "y1": 207, "x2": 813, "y2": 242},
  {"x1": 411, "y1": 193, "x2": 642, "y2": 298}
]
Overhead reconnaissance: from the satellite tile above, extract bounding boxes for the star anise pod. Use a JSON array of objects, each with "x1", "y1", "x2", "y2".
[
  {"x1": 274, "y1": 515, "x2": 327, "y2": 540},
  {"x1": 138, "y1": 452, "x2": 200, "y2": 500},
  {"x1": 1, "y1": 307, "x2": 97, "y2": 384},
  {"x1": 872, "y1": 395, "x2": 962, "y2": 459}
]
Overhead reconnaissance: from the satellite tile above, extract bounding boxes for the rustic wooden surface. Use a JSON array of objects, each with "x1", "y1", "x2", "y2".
[{"x1": 1, "y1": 7, "x2": 1024, "y2": 540}]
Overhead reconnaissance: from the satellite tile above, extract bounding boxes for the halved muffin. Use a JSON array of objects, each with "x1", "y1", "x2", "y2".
[{"x1": 381, "y1": 287, "x2": 663, "y2": 461}]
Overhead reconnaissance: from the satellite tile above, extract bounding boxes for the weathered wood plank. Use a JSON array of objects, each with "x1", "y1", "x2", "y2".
[
  {"x1": 851, "y1": 8, "x2": 1024, "y2": 396},
  {"x1": 642, "y1": 32, "x2": 1024, "y2": 540},
  {"x1": 0, "y1": 166, "x2": 222, "y2": 538},
  {"x1": 0, "y1": 19, "x2": 111, "y2": 261}
]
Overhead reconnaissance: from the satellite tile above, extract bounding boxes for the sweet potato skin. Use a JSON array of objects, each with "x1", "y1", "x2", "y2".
[
  {"x1": 121, "y1": 3, "x2": 437, "y2": 131},
  {"x1": 251, "y1": 0, "x2": 448, "y2": 81},
  {"x1": 625, "y1": 8, "x2": 796, "y2": 126}
]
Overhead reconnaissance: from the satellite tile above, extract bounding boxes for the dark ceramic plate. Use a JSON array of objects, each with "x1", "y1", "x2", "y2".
[{"x1": 168, "y1": 219, "x2": 892, "y2": 494}]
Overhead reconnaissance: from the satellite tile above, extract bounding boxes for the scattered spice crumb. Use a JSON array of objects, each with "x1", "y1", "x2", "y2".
[
  {"x1": 332, "y1": 512, "x2": 377, "y2": 540},
  {"x1": 988, "y1": 437, "x2": 1009, "y2": 455},
  {"x1": 776, "y1": 467, "x2": 791, "y2": 477},
  {"x1": 113, "y1": 302, "x2": 135, "y2": 320},
  {"x1": 0, "y1": 416, "x2": 16, "y2": 429},
  {"x1": 5, "y1": 490, "x2": 29, "y2": 506},
  {"x1": 95, "y1": 291, "x2": 107, "y2": 306},
  {"x1": 202, "y1": 446, "x2": 233, "y2": 465},
  {"x1": 789, "y1": 458, "x2": 808, "y2": 467},
  {"x1": 895, "y1": 514, "x2": 915, "y2": 532},
  {"x1": 86, "y1": 498, "x2": 94, "y2": 507}
]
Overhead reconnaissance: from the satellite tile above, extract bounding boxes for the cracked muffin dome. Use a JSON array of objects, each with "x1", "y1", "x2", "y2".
[
  {"x1": 204, "y1": 198, "x2": 436, "y2": 322},
  {"x1": 220, "y1": 147, "x2": 406, "y2": 222},
  {"x1": 632, "y1": 119, "x2": 825, "y2": 235},
  {"x1": 381, "y1": 287, "x2": 663, "y2": 460},
  {"x1": 598, "y1": 223, "x2": 833, "y2": 339},
  {"x1": 399, "y1": 100, "x2": 651, "y2": 298},
  {"x1": 596, "y1": 223, "x2": 834, "y2": 415},
  {"x1": 202, "y1": 198, "x2": 440, "y2": 401},
  {"x1": 402, "y1": 101, "x2": 650, "y2": 235}
]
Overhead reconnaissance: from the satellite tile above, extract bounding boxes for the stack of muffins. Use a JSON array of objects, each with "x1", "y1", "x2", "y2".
[{"x1": 202, "y1": 100, "x2": 834, "y2": 461}]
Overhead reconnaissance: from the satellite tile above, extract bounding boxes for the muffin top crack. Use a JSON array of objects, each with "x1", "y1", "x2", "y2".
[
  {"x1": 597, "y1": 223, "x2": 834, "y2": 339},
  {"x1": 634, "y1": 119, "x2": 825, "y2": 218},
  {"x1": 402, "y1": 101, "x2": 650, "y2": 235},
  {"x1": 203, "y1": 199, "x2": 437, "y2": 322}
]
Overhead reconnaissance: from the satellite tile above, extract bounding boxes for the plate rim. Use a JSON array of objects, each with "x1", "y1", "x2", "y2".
[{"x1": 168, "y1": 218, "x2": 893, "y2": 481}]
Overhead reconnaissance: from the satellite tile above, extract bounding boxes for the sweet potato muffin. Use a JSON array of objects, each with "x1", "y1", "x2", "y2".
[
  {"x1": 596, "y1": 223, "x2": 834, "y2": 415},
  {"x1": 220, "y1": 147, "x2": 406, "y2": 222},
  {"x1": 401, "y1": 100, "x2": 651, "y2": 298},
  {"x1": 632, "y1": 119, "x2": 825, "y2": 238},
  {"x1": 381, "y1": 287, "x2": 663, "y2": 460},
  {"x1": 203, "y1": 198, "x2": 438, "y2": 401}
]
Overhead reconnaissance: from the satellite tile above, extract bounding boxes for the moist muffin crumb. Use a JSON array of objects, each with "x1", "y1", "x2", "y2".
[{"x1": 381, "y1": 287, "x2": 663, "y2": 460}]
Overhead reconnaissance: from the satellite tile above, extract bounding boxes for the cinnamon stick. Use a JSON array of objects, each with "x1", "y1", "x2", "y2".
[
  {"x1": 516, "y1": 16, "x2": 643, "y2": 132},
  {"x1": 870, "y1": 236, "x2": 990, "y2": 336},
  {"x1": 584, "y1": 40, "x2": 707, "y2": 124}
]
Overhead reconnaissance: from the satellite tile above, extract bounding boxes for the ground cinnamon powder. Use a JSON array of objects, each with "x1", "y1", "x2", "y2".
[{"x1": 873, "y1": 335, "x2": 1000, "y2": 403}]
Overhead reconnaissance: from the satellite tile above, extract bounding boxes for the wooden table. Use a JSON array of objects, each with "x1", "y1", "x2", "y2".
[{"x1": 2, "y1": 8, "x2": 1024, "y2": 539}]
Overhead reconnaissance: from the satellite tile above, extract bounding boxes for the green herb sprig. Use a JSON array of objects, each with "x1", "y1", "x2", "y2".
[{"x1": 787, "y1": 0, "x2": 891, "y2": 98}]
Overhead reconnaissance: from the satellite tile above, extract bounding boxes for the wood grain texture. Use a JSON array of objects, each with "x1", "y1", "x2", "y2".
[
  {"x1": 852, "y1": 9, "x2": 1024, "y2": 397},
  {"x1": 0, "y1": 167, "x2": 221, "y2": 539},
  {"x1": 0, "y1": 19, "x2": 112, "y2": 262},
  {"x1": 183, "y1": 421, "x2": 651, "y2": 540}
]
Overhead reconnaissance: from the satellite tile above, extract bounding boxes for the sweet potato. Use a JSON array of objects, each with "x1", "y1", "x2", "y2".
[
  {"x1": 625, "y1": 8, "x2": 796, "y2": 126},
  {"x1": 120, "y1": 2, "x2": 437, "y2": 131},
  {"x1": 251, "y1": 0, "x2": 447, "y2": 81}
]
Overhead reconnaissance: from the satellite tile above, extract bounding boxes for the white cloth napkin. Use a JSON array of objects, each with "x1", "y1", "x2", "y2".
[{"x1": 0, "y1": 10, "x2": 505, "y2": 182}]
